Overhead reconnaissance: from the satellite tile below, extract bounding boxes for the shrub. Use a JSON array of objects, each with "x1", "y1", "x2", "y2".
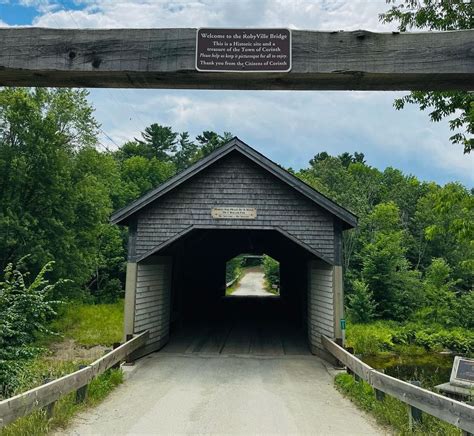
[
  {"x1": 263, "y1": 255, "x2": 279, "y2": 290},
  {"x1": 456, "y1": 291, "x2": 474, "y2": 329},
  {"x1": 346, "y1": 322, "x2": 394, "y2": 355},
  {"x1": 0, "y1": 259, "x2": 63, "y2": 396},
  {"x1": 347, "y1": 279, "x2": 377, "y2": 323}
]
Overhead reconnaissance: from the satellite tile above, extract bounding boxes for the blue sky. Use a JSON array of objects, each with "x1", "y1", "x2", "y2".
[{"x1": 1, "y1": 0, "x2": 472, "y2": 186}]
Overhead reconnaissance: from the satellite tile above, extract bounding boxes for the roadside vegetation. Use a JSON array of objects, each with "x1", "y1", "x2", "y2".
[
  {"x1": 0, "y1": 280, "x2": 124, "y2": 435},
  {"x1": 335, "y1": 373, "x2": 461, "y2": 436}
]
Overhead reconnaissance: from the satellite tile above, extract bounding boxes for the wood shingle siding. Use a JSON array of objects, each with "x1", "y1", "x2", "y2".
[
  {"x1": 135, "y1": 152, "x2": 336, "y2": 262},
  {"x1": 308, "y1": 260, "x2": 335, "y2": 356},
  {"x1": 133, "y1": 257, "x2": 172, "y2": 355}
]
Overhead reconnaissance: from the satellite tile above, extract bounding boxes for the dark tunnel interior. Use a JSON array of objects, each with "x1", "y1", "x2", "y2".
[{"x1": 159, "y1": 228, "x2": 315, "y2": 330}]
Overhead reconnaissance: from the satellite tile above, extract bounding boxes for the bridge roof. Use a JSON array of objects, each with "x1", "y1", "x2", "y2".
[{"x1": 110, "y1": 137, "x2": 358, "y2": 229}]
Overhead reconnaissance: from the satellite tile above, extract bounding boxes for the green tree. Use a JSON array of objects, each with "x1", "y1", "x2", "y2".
[
  {"x1": 196, "y1": 131, "x2": 233, "y2": 156},
  {"x1": 174, "y1": 132, "x2": 199, "y2": 172},
  {"x1": 419, "y1": 258, "x2": 458, "y2": 326},
  {"x1": 347, "y1": 279, "x2": 377, "y2": 323},
  {"x1": 360, "y1": 203, "x2": 423, "y2": 320},
  {"x1": 414, "y1": 182, "x2": 473, "y2": 288},
  {"x1": 137, "y1": 123, "x2": 178, "y2": 160},
  {"x1": 380, "y1": 0, "x2": 473, "y2": 152},
  {"x1": 0, "y1": 88, "x2": 107, "y2": 296}
]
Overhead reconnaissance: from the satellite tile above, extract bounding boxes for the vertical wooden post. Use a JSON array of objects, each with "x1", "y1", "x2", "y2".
[
  {"x1": 374, "y1": 389, "x2": 385, "y2": 402},
  {"x1": 408, "y1": 381, "x2": 423, "y2": 430},
  {"x1": 374, "y1": 369, "x2": 385, "y2": 401},
  {"x1": 346, "y1": 347, "x2": 355, "y2": 376},
  {"x1": 75, "y1": 365, "x2": 88, "y2": 404},
  {"x1": 125, "y1": 334, "x2": 134, "y2": 364},
  {"x1": 42, "y1": 378, "x2": 55, "y2": 419},
  {"x1": 111, "y1": 342, "x2": 121, "y2": 369}
]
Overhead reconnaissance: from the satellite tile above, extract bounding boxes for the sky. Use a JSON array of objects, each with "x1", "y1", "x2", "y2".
[{"x1": 1, "y1": 0, "x2": 472, "y2": 186}]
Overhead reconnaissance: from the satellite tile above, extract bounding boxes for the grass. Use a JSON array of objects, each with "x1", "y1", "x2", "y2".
[
  {"x1": 51, "y1": 300, "x2": 124, "y2": 346},
  {"x1": 334, "y1": 373, "x2": 461, "y2": 436},
  {"x1": 1, "y1": 300, "x2": 125, "y2": 436},
  {"x1": 346, "y1": 320, "x2": 474, "y2": 356}
]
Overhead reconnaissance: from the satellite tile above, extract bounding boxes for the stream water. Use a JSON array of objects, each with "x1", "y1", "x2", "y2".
[{"x1": 362, "y1": 353, "x2": 454, "y2": 388}]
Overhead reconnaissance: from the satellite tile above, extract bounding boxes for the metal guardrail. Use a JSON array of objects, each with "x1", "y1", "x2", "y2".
[
  {"x1": 322, "y1": 336, "x2": 474, "y2": 434},
  {"x1": 0, "y1": 330, "x2": 149, "y2": 428}
]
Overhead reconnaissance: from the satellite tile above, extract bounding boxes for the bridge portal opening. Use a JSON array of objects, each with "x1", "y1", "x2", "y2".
[{"x1": 225, "y1": 254, "x2": 280, "y2": 297}]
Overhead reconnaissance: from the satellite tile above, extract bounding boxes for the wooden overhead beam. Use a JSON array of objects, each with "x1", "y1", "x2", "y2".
[{"x1": 0, "y1": 28, "x2": 472, "y2": 91}]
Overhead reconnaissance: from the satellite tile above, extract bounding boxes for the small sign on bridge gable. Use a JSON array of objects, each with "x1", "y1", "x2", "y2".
[{"x1": 196, "y1": 28, "x2": 291, "y2": 72}]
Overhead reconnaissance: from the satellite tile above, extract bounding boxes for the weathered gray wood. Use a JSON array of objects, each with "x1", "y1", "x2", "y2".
[
  {"x1": 308, "y1": 261, "x2": 335, "y2": 359},
  {"x1": 322, "y1": 336, "x2": 373, "y2": 381},
  {"x1": 0, "y1": 28, "x2": 472, "y2": 90},
  {"x1": 127, "y1": 149, "x2": 340, "y2": 264},
  {"x1": 322, "y1": 336, "x2": 474, "y2": 433},
  {"x1": 0, "y1": 331, "x2": 148, "y2": 428},
  {"x1": 133, "y1": 258, "x2": 172, "y2": 356}
]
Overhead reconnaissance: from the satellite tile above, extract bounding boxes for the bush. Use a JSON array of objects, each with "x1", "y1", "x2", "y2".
[
  {"x1": 456, "y1": 291, "x2": 474, "y2": 329},
  {"x1": 347, "y1": 279, "x2": 377, "y2": 323},
  {"x1": 346, "y1": 322, "x2": 394, "y2": 355},
  {"x1": 226, "y1": 255, "x2": 244, "y2": 283},
  {"x1": 0, "y1": 259, "x2": 63, "y2": 396},
  {"x1": 350, "y1": 320, "x2": 474, "y2": 356},
  {"x1": 263, "y1": 255, "x2": 279, "y2": 290}
]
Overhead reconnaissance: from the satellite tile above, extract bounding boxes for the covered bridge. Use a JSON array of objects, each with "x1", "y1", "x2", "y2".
[{"x1": 111, "y1": 138, "x2": 357, "y2": 362}]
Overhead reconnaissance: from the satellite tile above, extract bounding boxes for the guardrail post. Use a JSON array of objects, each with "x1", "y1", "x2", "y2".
[
  {"x1": 408, "y1": 381, "x2": 423, "y2": 430},
  {"x1": 75, "y1": 365, "x2": 88, "y2": 404},
  {"x1": 374, "y1": 369, "x2": 385, "y2": 401},
  {"x1": 374, "y1": 389, "x2": 385, "y2": 401},
  {"x1": 346, "y1": 347, "x2": 354, "y2": 376},
  {"x1": 125, "y1": 334, "x2": 134, "y2": 364},
  {"x1": 112, "y1": 342, "x2": 121, "y2": 369},
  {"x1": 42, "y1": 378, "x2": 55, "y2": 419}
]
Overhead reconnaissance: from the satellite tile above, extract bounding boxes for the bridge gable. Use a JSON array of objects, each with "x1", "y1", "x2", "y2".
[{"x1": 132, "y1": 151, "x2": 336, "y2": 262}]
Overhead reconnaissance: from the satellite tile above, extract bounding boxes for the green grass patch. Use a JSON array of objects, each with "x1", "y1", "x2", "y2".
[
  {"x1": 346, "y1": 321, "x2": 474, "y2": 356},
  {"x1": 1, "y1": 368, "x2": 123, "y2": 436},
  {"x1": 334, "y1": 373, "x2": 461, "y2": 436},
  {"x1": 346, "y1": 321, "x2": 396, "y2": 355},
  {"x1": 51, "y1": 300, "x2": 124, "y2": 347}
]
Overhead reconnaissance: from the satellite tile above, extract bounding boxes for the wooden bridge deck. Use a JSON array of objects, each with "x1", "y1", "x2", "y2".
[{"x1": 162, "y1": 321, "x2": 310, "y2": 356}]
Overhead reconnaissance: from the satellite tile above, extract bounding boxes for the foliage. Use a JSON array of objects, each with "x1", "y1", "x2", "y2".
[
  {"x1": 418, "y1": 258, "x2": 459, "y2": 327},
  {"x1": 0, "y1": 88, "x2": 119, "y2": 299},
  {"x1": 359, "y1": 203, "x2": 423, "y2": 320},
  {"x1": 346, "y1": 280, "x2": 377, "y2": 323},
  {"x1": 51, "y1": 300, "x2": 124, "y2": 347},
  {"x1": 0, "y1": 260, "x2": 63, "y2": 396},
  {"x1": 380, "y1": 0, "x2": 473, "y2": 152},
  {"x1": 225, "y1": 255, "x2": 244, "y2": 283},
  {"x1": 297, "y1": 150, "x2": 472, "y2": 327},
  {"x1": 346, "y1": 321, "x2": 395, "y2": 355},
  {"x1": 335, "y1": 373, "x2": 461, "y2": 435},
  {"x1": 262, "y1": 255, "x2": 280, "y2": 292},
  {"x1": 347, "y1": 320, "x2": 474, "y2": 356}
]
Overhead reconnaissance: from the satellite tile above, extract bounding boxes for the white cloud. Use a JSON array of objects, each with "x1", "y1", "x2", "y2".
[
  {"x1": 89, "y1": 89, "x2": 473, "y2": 186},
  {"x1": 32, "y1": 0, "x2": 395, "y2": 31}
]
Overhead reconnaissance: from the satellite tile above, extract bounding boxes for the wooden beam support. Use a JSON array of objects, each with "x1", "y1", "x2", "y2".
[{"x1": 0, "y1": 28, "x2": 472, "y2": 90}]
